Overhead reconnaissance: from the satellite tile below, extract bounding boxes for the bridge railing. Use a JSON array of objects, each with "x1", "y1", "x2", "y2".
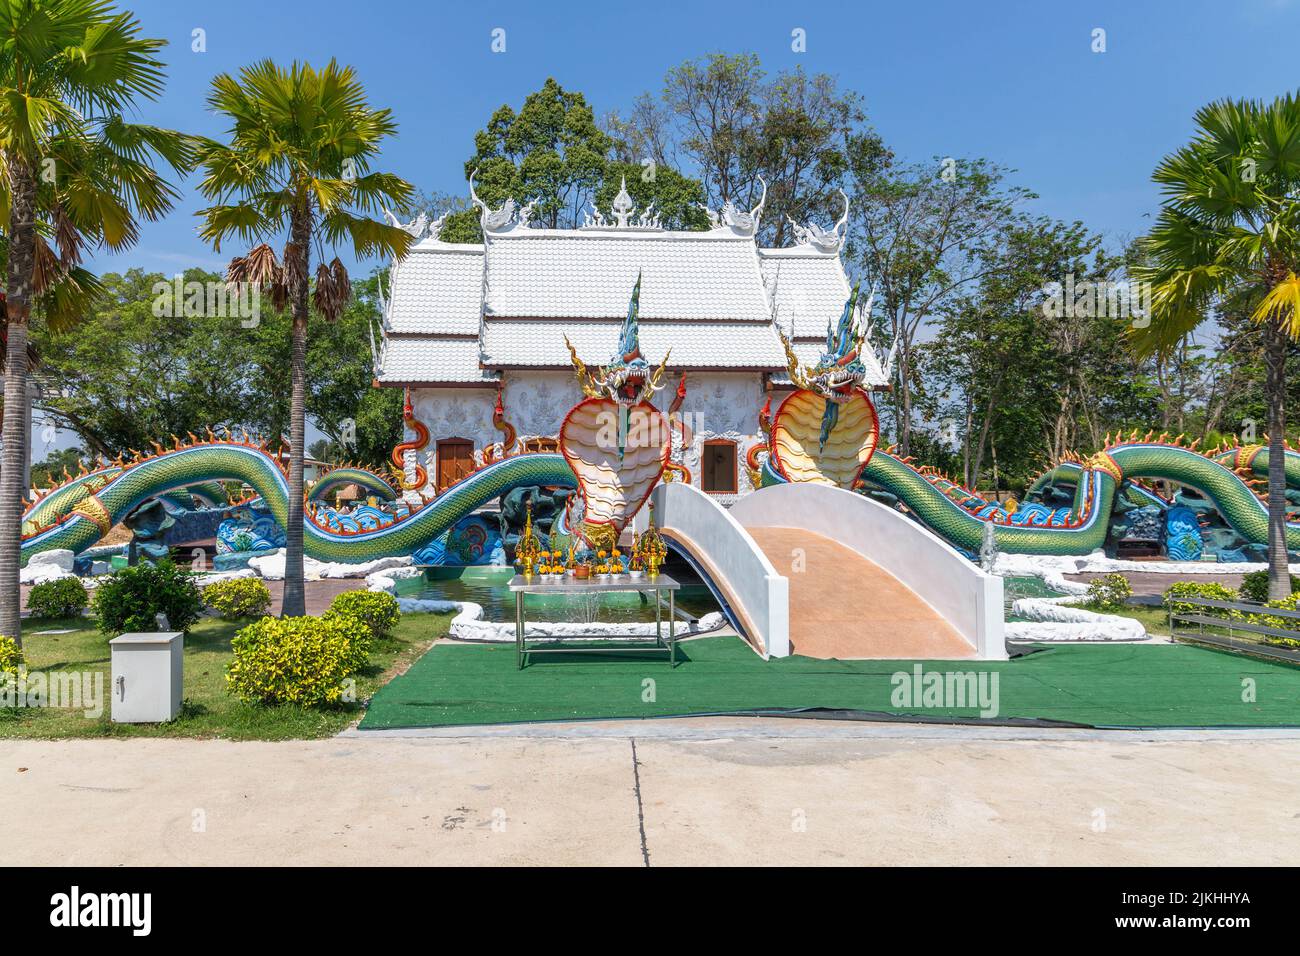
[
  {"x1": 636, "y1": 482, "x2": 790, "y2": 658},
  {"x1": 729, "y1": 483, "x2": 1006, "y2": 660}
]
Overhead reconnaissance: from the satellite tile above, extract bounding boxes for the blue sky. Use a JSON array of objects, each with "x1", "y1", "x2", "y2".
[{"x1": 92, "y1": 0, "x2": 1300, "y2": 275}]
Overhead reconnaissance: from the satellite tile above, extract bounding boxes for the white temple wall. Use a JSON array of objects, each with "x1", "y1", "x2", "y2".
[
  {"x1": 501, "y1": 371, "x2": 585, "y2": 441},
  {"x1": 655, "y1": 371, "x2": 769, "y2": 505},
  {"x1": 404, "y1": 386, "x2": 498, "y2": 501},
  {"x1": 403, "y1": 371, "x2": 771, "y2": 505}
]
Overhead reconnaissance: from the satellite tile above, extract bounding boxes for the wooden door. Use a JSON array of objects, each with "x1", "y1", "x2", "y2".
[{"x1": 436, "y1": 439, "x2": 475, "y2": 492}]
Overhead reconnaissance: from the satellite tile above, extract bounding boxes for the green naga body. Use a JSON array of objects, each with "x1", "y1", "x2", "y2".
[
  {"x1": 785, "y1": 440, "x2": 1300, "y2": 556},
  {"x1": 21, "y1": 441, "x2": 575, "y2": 567},
  {"x1": 22, "y1": 434, "x2": 1300, "y2": 565}
]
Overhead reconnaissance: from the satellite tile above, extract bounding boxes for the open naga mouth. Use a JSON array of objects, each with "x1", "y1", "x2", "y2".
[
  {"x1": 812, "y1": 350, "x2": 867, "y2": 404},
  {"x1": 813, "y1": 365, "x2": 864, "y2": 403},
  {"x1": 607, "y1": 362, "x2": 650, "y2": 405}
]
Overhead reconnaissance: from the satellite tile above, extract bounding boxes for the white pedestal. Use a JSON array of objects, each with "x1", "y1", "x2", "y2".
[{"x1": 109, "y1": 632, "x2": 184, "y2": 723}]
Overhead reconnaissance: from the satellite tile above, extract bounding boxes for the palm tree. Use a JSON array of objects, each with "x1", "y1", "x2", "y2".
[
  {"x1": 1132, "y1": 93, "x2": 1300, "y2": 599},
  {"x1": 0, "y1": 0, "x2": 193, "y2": 646},
  {"x1": 195, "y1": 60, "x2": 413, "y2": 616}
]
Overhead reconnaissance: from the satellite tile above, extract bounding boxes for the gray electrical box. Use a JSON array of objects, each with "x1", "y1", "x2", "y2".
[{"x1": 109, "y1": 632, "x2": 184, "y2": 723}]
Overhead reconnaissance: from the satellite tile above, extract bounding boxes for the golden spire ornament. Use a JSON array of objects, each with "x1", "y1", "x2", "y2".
[
  {"x1": 635, "y1": 502, "x2": 668, "y2": 578},
  {"x1": 515, "y1": 500, "x2": 543, "y2": 580}
]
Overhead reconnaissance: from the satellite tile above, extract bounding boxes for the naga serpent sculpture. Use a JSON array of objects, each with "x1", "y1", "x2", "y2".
[
  {"x1": 21, "y1": 278, "x2": 1300, "y2": 565},
  {"x1": 760, "y1": 283, "x2": 881, "y2": 489},
  {"x1": 390, "y1": 386, "x2": 431, "y2": 494},
  {"x1": 20, "y1": 433, "x2": 576, "y2": 566},
  {"x1": 481, "y1": 386, "x2": 518, "y2": 465},
  {"x1": 662, "y1": 373, "x2": 691, "y2": 484},
  {"x1": 560, "y1": 272, "x2": 672, "y2": 552},
  {"x1": 751, "y1": 286, "x2": 1300, "y2": 556}
]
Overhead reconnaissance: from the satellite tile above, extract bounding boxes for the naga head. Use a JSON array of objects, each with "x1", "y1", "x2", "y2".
[
  {"x1": 779, "y1": 283, "x2": 873, "y2": 449},
  {"x1": 810, "y1": 283, "x2": 869, "y2": 404},
  {"x1": 566, "y1": 272, "x2": 669, "y2": 406}
]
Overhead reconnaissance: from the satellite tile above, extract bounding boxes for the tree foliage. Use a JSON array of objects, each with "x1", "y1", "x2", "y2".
[{"x1": 30, "y1": 268, "x2": 400, "y2": 468}]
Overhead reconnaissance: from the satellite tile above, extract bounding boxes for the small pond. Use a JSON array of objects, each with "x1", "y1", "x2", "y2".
[
  {"x1": 392, "y1": 565, "x2": 722, "y2": 624},
  {"x1": 1002, "y1": 574, "x2": 1070, "y2": 622}
]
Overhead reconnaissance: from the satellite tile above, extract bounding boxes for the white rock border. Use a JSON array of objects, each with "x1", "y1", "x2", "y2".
[
  {"x1": 991, "y1": 549, "x2": 1300, "y2": 644},
  {"x1": 994, "y1": 549, "x2": 1300, "y2": 580},
  {"x1": 995, "y1": 551, "x2": 1140, "y2": 641}
]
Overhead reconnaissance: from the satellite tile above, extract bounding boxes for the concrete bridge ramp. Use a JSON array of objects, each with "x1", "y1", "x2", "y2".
[{"x1": 641, "y1": 481, "x2": 1004, "y2": 661}]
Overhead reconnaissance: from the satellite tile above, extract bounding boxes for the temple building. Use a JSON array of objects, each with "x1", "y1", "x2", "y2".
[{"x1": 375, "y1": 178, "x2": 892, "y2": 502}]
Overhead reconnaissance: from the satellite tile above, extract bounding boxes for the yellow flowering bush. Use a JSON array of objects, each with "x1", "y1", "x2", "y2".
[
  {"x1": 1245, "y1": 594, "x2": 1300, "y2": 646},
  {"x1": 1163, "y1": 581, "x2": 1239, "y2": 619},
  {"x1": 323, "y1": 590, "x2": 401, "y2": 640},
  {"x1": 202, "y1": 578, "x2": 272, "y2": 620},
  {"x1": 0, "y1": 636, "x2": 23, "y2": 678},
  {"x1": 226, "y1": 615, "x2": 372, "y2": 706}
]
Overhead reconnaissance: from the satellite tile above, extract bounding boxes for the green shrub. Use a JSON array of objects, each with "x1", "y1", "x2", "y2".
[
  {"x1": 91, "y1": 561, "x2": 204, "y2": 635},
  {"x1": 26, "y1": 577, "x2": 88, "y2": 618},
  {"x1": 324, "y1": 590, "x2": 400, "y2": 640},
  {"x1": 0, "y1": 636, "x2": 22, "y2": 677},
  {"x1": 1239, "y1": 570, "x2": 1300, "y2": 604},
  {"x1": 226, "y1": 614, "x2": 372, "y2": 706},
  {"x1": 1084, "y1": 573, "x2": 1132, "y2": 612},
  {"x1": 1163, "y1": 581, "x2": 1239, "y2": 618},
  {"x1": 202, "y1": 577, "x2": 272, "y2": 620}
]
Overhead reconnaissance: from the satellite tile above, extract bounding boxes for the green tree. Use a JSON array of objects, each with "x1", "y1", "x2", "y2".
[
  {"x1": 660, "y1": 53, "x2": 764, "y2": 209},
  {"x1": 31, "y1": 269, "x2": 253, "y2": 456},
  {"x1": 195, "y1": 59, "x2": 413, "y2": 616},
  {"x1": 752, "y1": 66, "x2": 888, "y2": 246},
  {"x1": 30, "y1": 267, "x2": 399, "y2": 467},
  {"x1": 29, "y1": 446, "x2": 84, "y2": 488},
  {"x1": 305, "y1": 272, "x2": 402, "y2": 468},
  {"x1": 464, "y1": 77, "x2": 611, "y2": 230},
  {"x1": 1131, "y1": 93, "x2": 1300, "y2": 599},
  {"x1": 628, "y1": 53, "x2": 886, "y2": 245},
  {"x1": 0, "y1": 0, "x2": 192, "y2": 646},
  {"x1": 854, "y1": 158, "x2": 1033, "y2": 457}
]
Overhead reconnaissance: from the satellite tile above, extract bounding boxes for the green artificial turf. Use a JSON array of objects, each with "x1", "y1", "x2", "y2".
[{"x1": 359, "y1": 635, "x2": 1300, "y2": 730}]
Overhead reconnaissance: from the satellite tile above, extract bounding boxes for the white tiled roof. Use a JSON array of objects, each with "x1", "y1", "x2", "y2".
[
  {"x1": 385, "y1": 242, "x2": 483, "y2": 335},
  {"x1": 481, "y1": 319, "x2": 787, "y2": 369},
  {"x1": 482, "y1": 229, "x2": 772, "y2": 322},
  {"x1": 759, "y1": 248, "x2": 852, "y2": 341},
  {"x1": 375, "y1": 336, "x2": 498, "y2": 384},
  {"x1": 378, "y1": 224, "x2": 877, "y2": 385}
]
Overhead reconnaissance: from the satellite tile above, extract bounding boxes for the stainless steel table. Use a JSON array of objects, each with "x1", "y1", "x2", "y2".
[{"x1": 508, "y1": 573, "x2": 682, "y2": 669}]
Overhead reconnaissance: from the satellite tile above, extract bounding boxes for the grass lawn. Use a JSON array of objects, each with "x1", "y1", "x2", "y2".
[
  {"x1": 360, "y1": 634, "x2": 1300, "y2": 730},
  {"x1": 0, "y1": 611, "x2": 454, "y2": 740}
]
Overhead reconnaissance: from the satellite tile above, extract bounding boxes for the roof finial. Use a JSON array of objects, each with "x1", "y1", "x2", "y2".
[
  {"x1": 788, "y1": 189, "x2": 850, "y2": 253},
  {"x1": 612, "y1": 176, "x2": 634, "y2": 228},
  {"x1": 469, "y1": 167, "x2": 519, "y2": 233}
]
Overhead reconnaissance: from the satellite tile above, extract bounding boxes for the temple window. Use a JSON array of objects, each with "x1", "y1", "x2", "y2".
[
  {"x1": 701, "y1": 439, "x2": 738, "y2": 494},
  {"x1": 522, "y1": 436, "x2": 559, "y2": 453}
]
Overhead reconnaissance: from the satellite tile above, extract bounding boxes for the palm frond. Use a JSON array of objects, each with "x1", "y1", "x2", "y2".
[{"x1": 1253, "y1": 273, "x2": 1300, "y2": 339}]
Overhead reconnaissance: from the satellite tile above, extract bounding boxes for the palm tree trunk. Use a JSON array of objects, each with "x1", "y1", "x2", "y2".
[
  {"x1": 280, "y1": 215, "x2": 311, "y2": 618},
  {"x1": 0, "y1": 160, "x2": 37, "y2": 646},
  {"x1": 1263, "y1": 319, "x2": 1291, "y2": 600}
]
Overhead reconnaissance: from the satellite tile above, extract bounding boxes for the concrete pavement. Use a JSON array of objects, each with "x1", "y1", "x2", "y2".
[{"x1": 4, "y1": 718, "x2": 1299, "y2": 866}]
